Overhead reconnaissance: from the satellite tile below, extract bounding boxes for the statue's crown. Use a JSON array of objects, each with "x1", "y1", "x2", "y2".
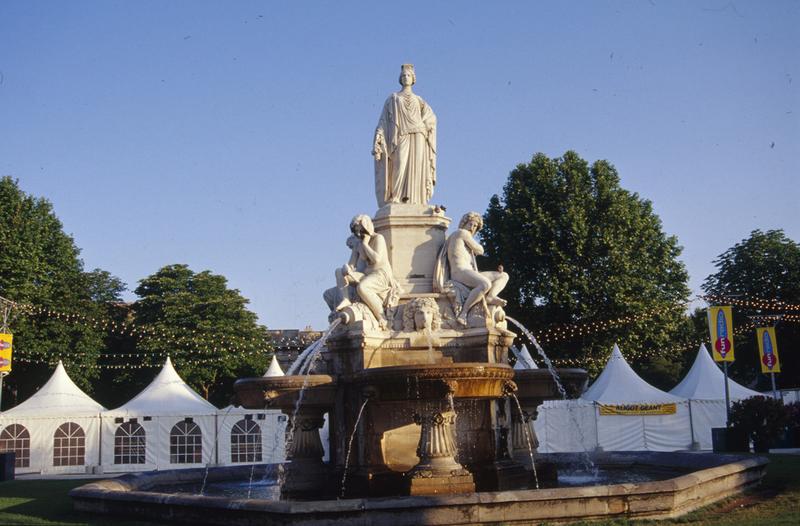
[{"x1": 401, "y1": 63, "x2": 415, "y2": 73}]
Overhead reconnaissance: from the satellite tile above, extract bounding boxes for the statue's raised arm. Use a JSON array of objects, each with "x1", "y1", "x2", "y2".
[{"x1": 373, "y1": 64, "x2": 437, "y2": 208}]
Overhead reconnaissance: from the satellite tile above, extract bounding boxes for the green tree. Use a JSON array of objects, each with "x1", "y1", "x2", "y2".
[
  {"x1": 702, "y1": 229, "x2": 800, "y2": 388},
  {"x1": 481, "y1": 152, "x2": 692, "y2": 388},
  {"x1": 129, "y1": 264, "x2": 272, "y2": 406},
  {"x1": 0, "y1": 177, "x2": 124, "y2": 406}
]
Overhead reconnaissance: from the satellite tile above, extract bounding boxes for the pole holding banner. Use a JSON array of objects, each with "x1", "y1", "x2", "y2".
[
  {"x1": 756, "y1": 326, "x2": 781, "y2": 400},
  {"x1": 0, "y1": 299, "x2": 14, "y2": 413},
  {"x1": 708, "y1": 306, "x2": 735, "y2": 426}
]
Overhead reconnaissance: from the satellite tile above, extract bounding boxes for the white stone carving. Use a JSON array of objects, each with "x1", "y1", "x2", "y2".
[
  {"x1": 402, "y1": 297, "x2": 442, "y2": 332},
  {"x1": 327, "y1": 215, "x2": 400, "y2": 330},
  {"x1": 434, "y1": 212, "x2": 509, "y2": 327},
  {"x1": 373, "y1": 64, "x2": 437, "y2": 208}
]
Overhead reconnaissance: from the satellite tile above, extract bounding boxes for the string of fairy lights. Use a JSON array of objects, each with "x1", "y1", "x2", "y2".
[
  {"x1": 700, "y1": 294, "x2": 800, "y2": 312},
  {"x1": 1, "y1": 292, "x2": 794, "y2": 369}
]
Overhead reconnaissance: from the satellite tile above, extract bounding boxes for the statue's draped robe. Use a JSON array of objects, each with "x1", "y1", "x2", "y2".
[{"x1": 374, "y1": 92, "x2": 437, "y2": 207}]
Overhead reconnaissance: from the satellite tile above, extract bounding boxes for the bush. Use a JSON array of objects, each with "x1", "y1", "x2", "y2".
[
  {"x1": 729, "y1": 396, "x2": 788, "y2": 451},
  {"x1": 785, "y1": 401, "x2": 800, "y2": 430}
]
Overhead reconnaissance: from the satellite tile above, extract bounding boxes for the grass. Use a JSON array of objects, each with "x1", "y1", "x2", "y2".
[
  {"x1": 0, "y1": 478, "x2": 158, "y2": 526},
  {"x1": 0, "y1": 454, "x2": 797, "y2": 525}
]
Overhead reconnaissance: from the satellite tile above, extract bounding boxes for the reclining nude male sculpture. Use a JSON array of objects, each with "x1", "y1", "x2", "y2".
[
  {"x1": 434, "y1": 211, "x2": 509, "y2": 327},
  {"x1": 324, "y1": 214, "x2": 399, "y2": 330}
]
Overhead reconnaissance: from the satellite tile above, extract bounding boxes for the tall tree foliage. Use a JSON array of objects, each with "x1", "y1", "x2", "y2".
[
  {"x1": 129, "y1": 264, "x2": 272, "y2": 406},
  {"x1": 0, "y1": 177, "x2": 124, "y2": 405},
  {"x1": 481, "y1": 152, "x2": 692, "y2": 387},
  {"x1": 702, "y1": 230, "x2": 800, "y2": 387}
]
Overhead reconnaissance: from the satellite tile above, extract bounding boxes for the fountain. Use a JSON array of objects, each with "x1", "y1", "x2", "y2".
[{"x1": 70, "y1": 65, "x2": 766, "y2": 525}]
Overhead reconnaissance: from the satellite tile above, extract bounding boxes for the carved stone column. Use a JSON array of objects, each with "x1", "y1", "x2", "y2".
[
  {"x1": 405, "y1": 407, "x2": 475, "y2": 495},
  {"x1": 287, "y1": 415, "x2": 325, "y2": 461},
  {"x1": 282, "y1": 411, "x2": 329, "y2": 498},
  {"x1": 511, "y1": 407, "x2": 540, "y2": 465}
]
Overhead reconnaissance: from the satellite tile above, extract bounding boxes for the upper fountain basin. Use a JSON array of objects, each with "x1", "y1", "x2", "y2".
[
  {"x1": 352, "y1": 363, "x2": 514, "y2": 402},
  {"x1": 512, "y1": 368, "x2": 589, "y2": 400}
]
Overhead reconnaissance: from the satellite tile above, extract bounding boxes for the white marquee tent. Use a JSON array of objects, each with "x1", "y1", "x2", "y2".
[
  {"x1": 669, "y1": 344, "x2": 762, "y2": 449},
  {"x1": 217, "y1": 355, "x2": 287, "y2": 466},
  {"x1": 0, "y1": 361, "x2": 105, "y2": 474},
  {"x1": 535, "y1": 345, "x2": 692, "y2": 452},
  {"x1": 101, "y1": 357, "x2": 218, "y2": 472},
  {"x1": 0, "y1": 357, "x2": 302, "y2": 475}
]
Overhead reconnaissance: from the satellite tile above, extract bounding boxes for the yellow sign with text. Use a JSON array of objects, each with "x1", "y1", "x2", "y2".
[
  {"x1": 598, "y1": 403, "x2": 677, "y2": 416},
  {"x1": 708, "y1": 306, "x2": 735, "y2": 362},
  {"x1": 0, "y1": 333, "x2": 12, "y2": 373},
  {"x1": 756, "y1": 327, "x2": 780, "y2": 374}
]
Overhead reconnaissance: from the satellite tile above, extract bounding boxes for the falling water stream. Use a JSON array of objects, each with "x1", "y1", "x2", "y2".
[
  {"x1": 508, "y1": 392, "x2": 539, "y2": 489},
  {"x1": 339, "y1": 398, "x2": 370, "y2": 498},
  {"x1": 505, "y1": 317, "x2": 597, "y2": 475},
  {"x1": 423, "y1": 327, "x2": 436, "y2": 363},
  {"x1": 279, "y1": 318, "x2": 341, "y2": 490}
]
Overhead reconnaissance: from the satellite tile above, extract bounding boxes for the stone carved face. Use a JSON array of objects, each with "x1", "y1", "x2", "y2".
[
  {"x1": 402, "y1": 297, "x2": 442, "y2": 332},
  {"x1": 400, "y1": 70, "x2": 414, "y2": 87},
  {"x1": 415, "y1": 308, "x2": 434, "y2": 331},
  {"x1": 458, "y1": 212, "x2": 483, "y2": 235}
]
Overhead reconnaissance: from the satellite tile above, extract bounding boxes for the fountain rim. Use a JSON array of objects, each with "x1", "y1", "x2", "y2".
[
  {"x1": 70, "y1": 452, "x2": 768, "y2": 523},
  {"x1": 350, "y1": 362, "x2": 514, "y2": 382},
  {"x1": 233, "y1": 374, "x2": 336, "y2": 388}
]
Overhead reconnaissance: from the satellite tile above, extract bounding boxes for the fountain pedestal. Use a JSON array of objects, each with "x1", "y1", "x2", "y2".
[
  {"x1": 283, "y1": 411, "x2": 329, "y2": 498},
  {"x1": 405, "y1": 409, "x2": 475, "y2": 495}
]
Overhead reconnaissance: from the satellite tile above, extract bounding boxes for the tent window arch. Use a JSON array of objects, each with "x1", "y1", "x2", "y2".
[
  {"x1": 170, "y1": 421, "x2": 202, "y2": 464},
  {"x1": 0, "y1": 424, "x2": 30, "y2": 468},
  {"x1": 114, "y1": 422, "x2": 146, "y2": 464},
  {"x1": 231, "y1": 418, "x2": 262, "y2": 463},
  {"x1": 53, "y1": 422, "x2": 85, "y2": 466}
]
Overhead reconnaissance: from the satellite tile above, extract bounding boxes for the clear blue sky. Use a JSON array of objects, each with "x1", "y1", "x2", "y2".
[{"x1": 1, "y1": 1, "x2": 797, "y2": 330}]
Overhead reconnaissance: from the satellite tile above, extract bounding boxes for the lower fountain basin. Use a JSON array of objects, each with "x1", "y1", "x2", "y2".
[
  {"x1": 352, "y1": 362, "x2": 514, "y2": 402},
  {"x1": 70, "y1": 452, "x2": 767, "y2": 525}
]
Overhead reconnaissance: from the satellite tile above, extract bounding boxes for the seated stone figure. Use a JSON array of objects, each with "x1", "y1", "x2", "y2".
[
  {"x1": 324, "y1": 214, "x2": 399, "y2": 330},
  {"x1": 434, "y1": 211, "x2": 508, "y2": 327},
  {"x1": 323, "y1": 235, "x2": 365, "y2": 315}
]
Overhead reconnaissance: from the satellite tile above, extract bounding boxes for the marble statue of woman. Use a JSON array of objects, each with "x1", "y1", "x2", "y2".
[{"x1": 372, "y1": 64, "x2": 437, "y2": 208}]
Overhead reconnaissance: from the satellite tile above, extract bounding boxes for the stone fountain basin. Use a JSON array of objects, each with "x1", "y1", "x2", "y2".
[
  {"x1": 512, "y1": 368, "x2": 588, "y2": 401},
  {"x1": 233, "y1": 375, "x2": 336, "y2": 411},
  {"x1": 70, "y1": 452, "x2": 768, "y2": 526},
  {"x1": 352, "y1": 363, "x2": 514, "y2": 402}
]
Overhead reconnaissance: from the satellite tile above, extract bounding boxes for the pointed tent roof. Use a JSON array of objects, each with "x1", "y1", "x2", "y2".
[
  {"x1": 264, "y1": 355, "x2": 285, "y2": 377},
  {"x1": 2, "y1": 361, "x2": 105, "y2": 417},
  {"x1": 581, "y1": 344, "x2": 684, "y2": 404},
  {"x1": 513, "y1": 344, "x2": 538, "y2": 370},
  {"x1": 106, "y1": 357, "x2": 216, "y2": 417},
  {"x1": 670, "y1": 344, "x2": 762, "y2": 400}
]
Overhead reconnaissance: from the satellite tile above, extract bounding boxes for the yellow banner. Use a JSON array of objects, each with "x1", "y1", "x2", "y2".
[
  {"x1": 708, "y1": 306, "x2": 735, "y2": 362},
  {"x1": 0, "y1": 333, "x2": 12, "y2": 373},
  {"x1": 599, "y1": 403, "x2": 677, "y2": 416},
  {"x1": 756, "y1": 327, "x2": 781, "y2": 374}
]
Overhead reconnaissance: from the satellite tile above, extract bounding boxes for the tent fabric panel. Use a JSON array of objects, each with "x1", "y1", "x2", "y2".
[
  {"x1": 534, "y1": 401, "x2": 597, "y2": 453},
  {"x1": 216, "y1": 409, "x2": 286, "y2": 465},
  {"x1": 597, "y1": 414, "x2": 645, "y2": 450},
  {"x1": 642, "y1": 403, "x2": 692, "y2": 451},
  {"x1": 688, "y1": 399, "x2": 728, "y2": 450},
  {"x1": 100, "y1": 416, "x2": 159, "y2": 473},
  {"x1": 157, "y1": 415, "x2": 215, "y2": 468},
  {"x1": 0, "y1": 416, "x2": 101, "y2": 475}
]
